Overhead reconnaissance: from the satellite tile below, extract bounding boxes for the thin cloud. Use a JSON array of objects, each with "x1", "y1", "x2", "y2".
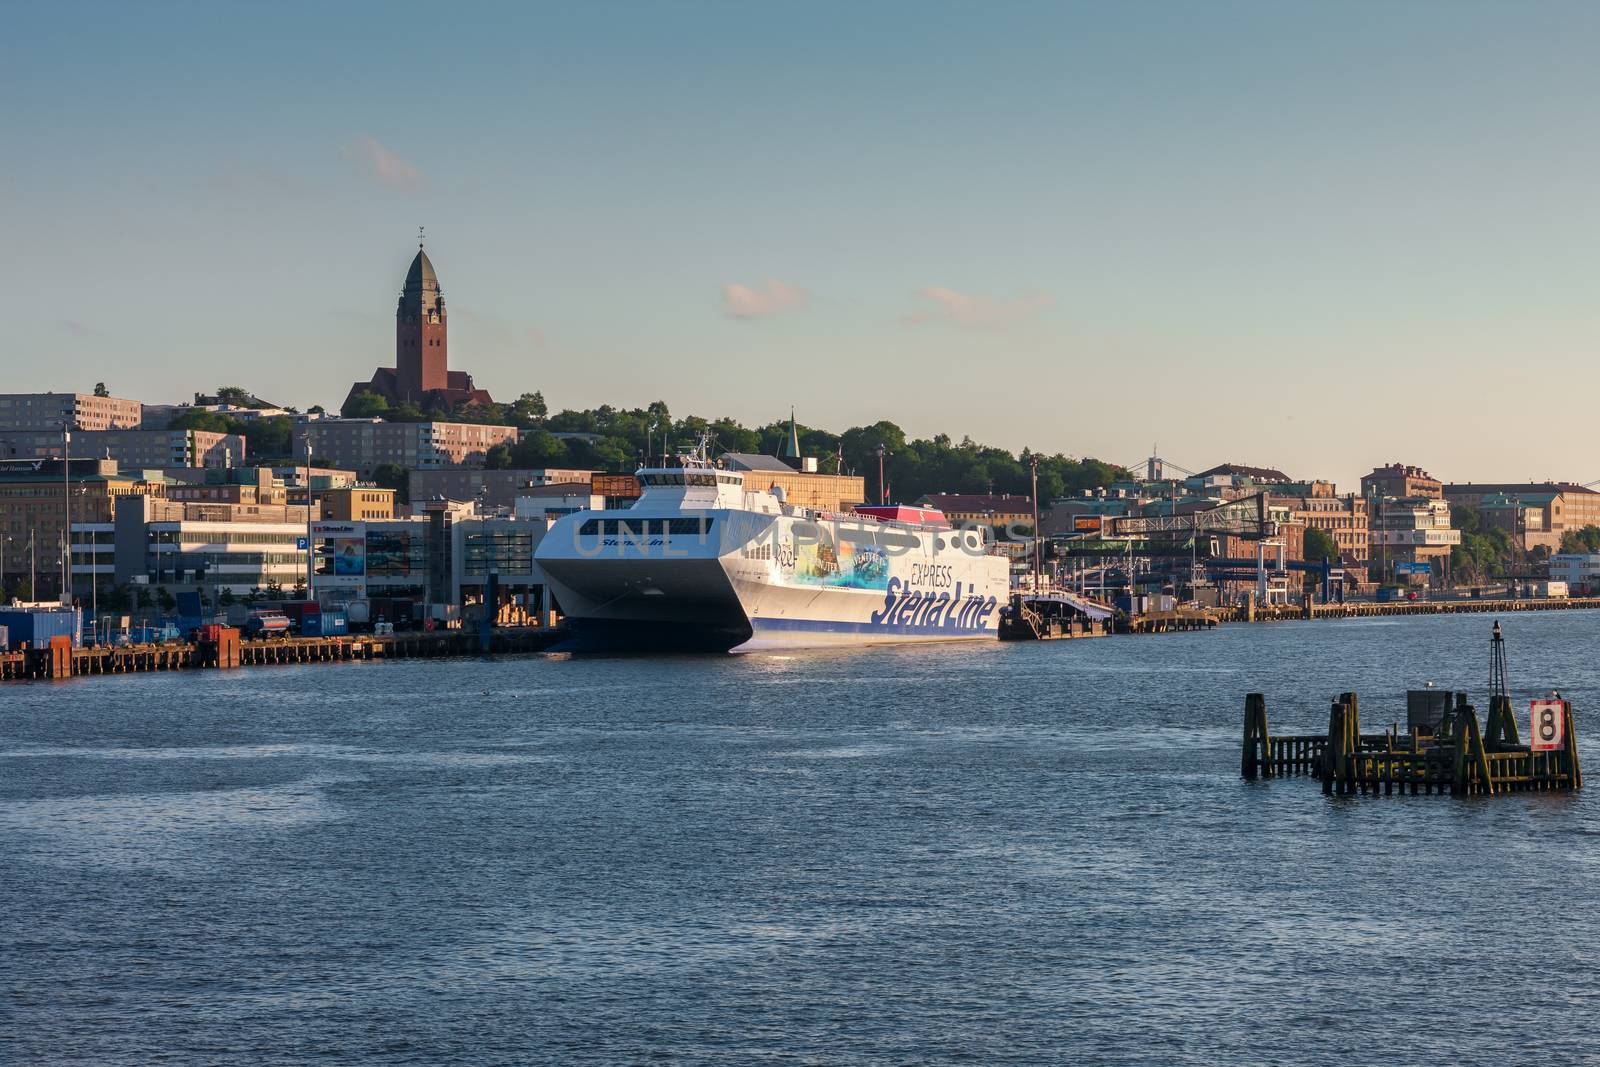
[
  {"x1": 341, "y1": 135, "x2": 428, "y2": 192},
  {"x1": 904, "y1": 286, "x2": 1052, "y2": 329},
  {"x1": 58, "y1": 319, "x2": 96, "y2": 337},
  {"x1": 721, "y1": 279, "x2": 809, "y2": 319}
]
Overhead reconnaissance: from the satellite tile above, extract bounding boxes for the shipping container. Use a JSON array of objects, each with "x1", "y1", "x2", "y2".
[
  {"x1": 278, "y1": 601, "x2": 321, "y2": 625},
  {"x1": 0, "y1": 608, "x2": 82, "y2": 649},
  {"x1": 300, "y1": 610, "x2": 349, "y2": 637}
]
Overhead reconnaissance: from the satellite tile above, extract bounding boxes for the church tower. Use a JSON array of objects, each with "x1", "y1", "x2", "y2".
[{"x1": 395, "y1": 239, "x2": 448, "y2": 401}]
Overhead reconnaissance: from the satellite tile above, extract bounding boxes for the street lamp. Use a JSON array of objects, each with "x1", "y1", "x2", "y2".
[
  {"x1": 476, "y1": 484, "x2": 492, "y2": 618},
  {"x1": 300, "y1": 430, "x2": 314, "y2": 602},
  {"x1": 61, "y1": 421, "x2": 73, "y2": 604}
]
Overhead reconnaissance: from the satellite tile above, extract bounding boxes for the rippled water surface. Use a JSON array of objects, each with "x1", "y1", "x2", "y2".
[{"x1": 5, "y1": 613, "x2": 1600, "y2": 1065}]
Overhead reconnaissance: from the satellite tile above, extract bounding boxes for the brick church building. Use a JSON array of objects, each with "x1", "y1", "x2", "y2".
[{"x1": 343, "y1": 243, "x2": 494, "y2": 414}]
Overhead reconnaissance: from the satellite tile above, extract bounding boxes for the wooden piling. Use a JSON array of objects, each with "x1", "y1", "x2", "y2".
[{"x1": 1248, "y1": 689, "x2": 1581, "y2": 797}]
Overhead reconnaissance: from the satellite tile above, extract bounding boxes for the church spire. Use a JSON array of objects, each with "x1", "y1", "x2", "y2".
[{"x1": 781, "y1": 407, "x2": 801, "y2": 459}]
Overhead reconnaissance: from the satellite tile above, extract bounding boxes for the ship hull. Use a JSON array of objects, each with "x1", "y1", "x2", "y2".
[{"x1": 536, "y1": 503, "x2": 1009, "y2": 653}]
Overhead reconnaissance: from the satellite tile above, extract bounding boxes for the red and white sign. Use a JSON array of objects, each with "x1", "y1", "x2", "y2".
[{"x1": 1530, "y1": 700, "x2": 1566, "y2": 752}]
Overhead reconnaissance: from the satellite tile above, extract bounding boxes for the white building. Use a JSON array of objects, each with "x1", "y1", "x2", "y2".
[
  {"x1": 1550, "y1": 554, "x2": 1600, "y2": 595},
  {"x1": 102, "y1": 495, "x2": 311, "y2": 597}
]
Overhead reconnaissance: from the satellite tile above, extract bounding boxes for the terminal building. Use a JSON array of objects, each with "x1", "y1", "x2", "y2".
[{"x1": 310, "y1": 501, "x2": 557, "y2": 626}]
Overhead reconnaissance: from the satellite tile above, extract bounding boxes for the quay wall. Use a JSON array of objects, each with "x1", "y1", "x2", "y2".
[
  {"x1": 1225, "y1": 596, "x2": 1600, "y2": 623},
  {"x1": 0, "y1": 627, "x2": 565, "y2": 682}
]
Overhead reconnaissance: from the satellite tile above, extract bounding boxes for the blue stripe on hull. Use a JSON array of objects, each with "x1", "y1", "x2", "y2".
[{"x1": 750, "y1": 616, "x2": 996, "y2": 638}]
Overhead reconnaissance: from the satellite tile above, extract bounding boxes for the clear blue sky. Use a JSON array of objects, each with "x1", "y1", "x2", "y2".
[{"x1": 5, "y1": 1, "x2": 1600, "y2": 489}]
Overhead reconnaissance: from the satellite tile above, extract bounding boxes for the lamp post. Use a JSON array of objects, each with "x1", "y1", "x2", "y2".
[
  {"x1": 301, "y1": 430, "x2": 314, "y2": 602},
  {"x1": 1, "y1": 534, "x2": 10, "y2": 603},
  {"x1": 1030, "y1": 455, "x2": 1042, "y2": 592},
  {"x1": 61, "y1": 421, "x2": 73, "y2": 604},
  {"x1": 476, "y1": 484, "x2": 491, "y2": 618},
  {"x1": 875, "y1": 444, "x2": 888, "y2": 506}
]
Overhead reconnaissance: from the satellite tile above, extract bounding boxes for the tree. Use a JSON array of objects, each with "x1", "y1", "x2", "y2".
[
  {"x1": 307, "y1": 404, "x2": 326, "y2": 415},
  {"x1": 93, "y1": 382, "x2": 110, "y2": 398},
  {"x1": 509, "y1": 392, "x2": 548, "y2": 427},
  {"x1": 372, "y1": 463, "x2": 411, "y2": 503},
  {"x1": 153, "y1": 586, "x2": 176, "y2": 614},
  {"x1": 508, "y1": 430, "x2": 570, "y2": 468},
  {"x1": 217, "y1": 586, "x2": 236, "y2": 608},
  {"x1": 483, "y1": 443, "x2": 514, "y2": 470},
  {"x1": 1304, "y1": 526, "x2": 1340, "y2": 562},
  {"x1": 215, "y1": 385, "x2": 253, "y2": 406},
  {"x1": 1560, "y1": 525, "x2": 1600, "y2": 554},
  {"x1": 343, "y1": 391, "x2": 391, "y2": 419}
]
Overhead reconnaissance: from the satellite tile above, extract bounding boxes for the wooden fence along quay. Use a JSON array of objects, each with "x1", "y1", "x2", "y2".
[
  {"x1": 1241, "y1": 691, "x2": 1582, "y2": 797},
  {"x1": 0, "y1": 627, "x2": 565, "y2": 682}
]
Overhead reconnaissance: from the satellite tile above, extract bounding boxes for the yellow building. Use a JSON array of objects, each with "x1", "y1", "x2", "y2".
[{"x1": 315, "y1": 486, "x2": 397, "y2": 521}]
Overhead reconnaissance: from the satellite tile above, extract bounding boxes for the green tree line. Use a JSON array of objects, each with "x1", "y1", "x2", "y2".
[{"x1": 477, "y1": 403, "x2": 1124, "y2": 503}]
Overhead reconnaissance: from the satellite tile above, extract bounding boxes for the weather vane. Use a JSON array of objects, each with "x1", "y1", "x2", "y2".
[{"x1": 418, "y1": 225, "x2": 425, "y2": 249}]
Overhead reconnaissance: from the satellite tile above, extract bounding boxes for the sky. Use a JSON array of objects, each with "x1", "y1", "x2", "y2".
[{"x1": 5, "y1": 1, "x2": 1600, "y2": 491}]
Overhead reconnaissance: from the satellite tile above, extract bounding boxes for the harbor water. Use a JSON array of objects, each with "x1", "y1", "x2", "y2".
[{"x1": 5, "y1": 613, "x2": 1600, "y2": 1065}]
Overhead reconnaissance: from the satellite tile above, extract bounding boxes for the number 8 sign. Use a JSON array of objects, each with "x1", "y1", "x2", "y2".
[{"x1": 1530, "y1": 700, "x2": 1566, "y2": 752}]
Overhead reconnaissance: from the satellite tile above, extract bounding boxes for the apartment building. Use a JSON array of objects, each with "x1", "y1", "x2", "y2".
[
  {"x1": 305, "y1": 419, "x2": 518, "y2": 477},
  {"x1": 0, "y1": 391, "x2": 142, "y2": 432}
]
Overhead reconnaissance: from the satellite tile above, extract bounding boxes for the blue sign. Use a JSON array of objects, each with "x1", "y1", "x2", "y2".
[
  {"x1": 1394, "y1": 562, "x2": 1432, "y2": 575},
  {"x1": 296, "y1": 537, "x2": 309, "y2": 551}
]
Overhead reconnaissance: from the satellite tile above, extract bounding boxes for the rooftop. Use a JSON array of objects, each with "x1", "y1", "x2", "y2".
[{"x1": 1192, "y1": 462, "x2": 1293, "y2": 483}]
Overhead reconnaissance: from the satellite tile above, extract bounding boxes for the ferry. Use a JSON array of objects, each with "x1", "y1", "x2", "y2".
[{"x1": 535, "y1": 450, "x2": 1010, "y2": 652}]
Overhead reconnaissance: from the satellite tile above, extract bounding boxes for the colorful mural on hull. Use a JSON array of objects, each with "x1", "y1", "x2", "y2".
[{"x1": 793, "y1": 537, "x2": 890, "y2": 590}]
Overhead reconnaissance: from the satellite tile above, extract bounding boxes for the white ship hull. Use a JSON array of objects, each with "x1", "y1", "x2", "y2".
[{"x1": 537, "y1": 496, "x2": 1009, "y2": 652}]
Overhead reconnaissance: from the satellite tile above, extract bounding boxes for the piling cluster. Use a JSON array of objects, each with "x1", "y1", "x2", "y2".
[{"x1": 1242, "y1": 691, "x2": 1581, "y2": 797}]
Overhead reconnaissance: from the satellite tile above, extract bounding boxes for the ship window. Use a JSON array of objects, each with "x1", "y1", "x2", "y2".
[{"x1": 578, "y1": 517, "x2": 714, "y2": 537}]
